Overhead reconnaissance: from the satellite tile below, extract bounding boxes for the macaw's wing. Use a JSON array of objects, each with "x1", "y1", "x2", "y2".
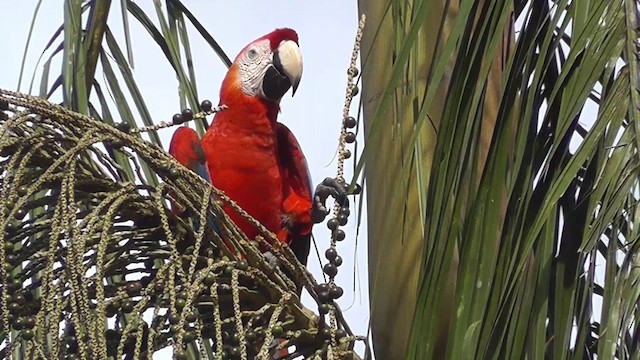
[
  {"x1": 169, "y1": 126, "x2": 212, "y2": 183},
  {"x1": 168, "y1": 126, "x2": 220, "y2": 234},
  {"x1": 276, "y1": 122, "x2": 313, "y2": 266}
]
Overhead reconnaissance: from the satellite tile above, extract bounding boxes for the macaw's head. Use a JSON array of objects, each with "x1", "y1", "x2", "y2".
[{"x1": 221, "y1": 28, "x2": 303, "y2": 104}]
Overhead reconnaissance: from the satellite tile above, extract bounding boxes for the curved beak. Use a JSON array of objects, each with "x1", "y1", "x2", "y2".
[{"x1": 273, "y1": 40, "x2": 303, "y2": 96}]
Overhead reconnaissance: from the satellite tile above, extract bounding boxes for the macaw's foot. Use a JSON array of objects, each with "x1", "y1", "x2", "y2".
[{"x1": 312, "y1": 177, "x2": 350, "y2": 224}]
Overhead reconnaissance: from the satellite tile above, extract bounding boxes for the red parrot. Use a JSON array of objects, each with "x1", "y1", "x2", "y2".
[
  {"x1": 169, "y1": 28, "x2": 348, "y2": 358},
  {"x1": 170, "y1": 28, "x2": 312, "y2": 266}
]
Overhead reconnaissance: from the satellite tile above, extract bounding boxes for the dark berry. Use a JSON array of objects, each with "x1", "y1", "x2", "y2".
[
  {"x1": 318, "y1": 304, "x2": 330, "y2": 314},
  {"x1": 333, "y1": 256, "x2": 343, "y2": 267},
  {"x1": 126, "y1": 281, "x2": 142, "y2": 295},
  {"x1": 17, "y1": 186, "x2": 28, "y2": 197},
  {"x1": 329, "y1": 286, "x2": 344, "y2": 299},
  {"x1": 345, "y1": 132, "x2": 356, "y2": 143},
  {"x1": 172, "y1": 113, "x2": 184, "y2": 125},
  {"x1": 8, "y1": 303, "x2": 22, "y2": 316},
  {"x1": 105, "y1": 303, "x2": 118, "y2": 317},
  {"x1": 318, "y1": 291, "x2": 330, "y2": 303},
  {"x1": 315, "y1": 283, "x2": 329, "y2": 294},
  {"x1": 323, "y1": 263, "x2": 338, "y2": 277},
  {"x1": 325, "y1": 248, "x2": 337, "y2": 261},
  {"x1": 200, "y1": 100, "x2": 213, "y2": 112},
  {"x1": 327, "y1": 219, "x2": 339, "y2": 231},
  {"x1": 14, "y1": 209, "x2": 26, "y2": 220},
  {"x1": 203, "y1": 273, "x2": 216, "y2": 286},
  {"x1": 169, "y1": 168, "x2": 180, "y2": 179},
  {"x1": 344, "y1": 116, "x2": 357, "y2": 129},
  {"x1": 175, "y1": 298, "x2": 186, "y2": 311},
  {"x1": 337, "y1": 213, "x2": 348, "y2": 226},
  {"x1": 334, "y1": 229, "x2": 346, "y2": 242},
  {"x1": 154, "y1": 282, "x2": 164, "y2": 293},
  {"x1": 271, "y1": 325, "x2": 284, "y2": 337},
  {"x1": 22, "y1": 316, "x2": 36, "y2": 329},
  {"x1": 169, "y1": 313, "x2": 180, "y2": 324},
  {"x1": 181, "y1": 109, "x2": 193, "y2": 122},
  {"x1": 6, "y1": 255, "x2": 18, "y2": 266},
  {"x1": 245, "y1": 330, "x2": 257, "y2": 343},
  {"x1": 339, "y1": 207, "x2": 350, "y2": 216},
  {"x1": 121, "y1": 300, "x2": 134, "y2": 313},
  {"x1": 21, "y1": 329, "x2": 34, "y2": 340}
]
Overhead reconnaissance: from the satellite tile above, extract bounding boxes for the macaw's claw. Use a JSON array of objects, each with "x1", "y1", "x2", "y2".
[{"x1": 312, "y1": 177, "x2": 350, "y2": 224}]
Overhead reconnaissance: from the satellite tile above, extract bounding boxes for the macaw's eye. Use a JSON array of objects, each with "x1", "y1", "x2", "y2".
[{"x1": 247, "y1": 49, "x2": 258, "y2": 60}]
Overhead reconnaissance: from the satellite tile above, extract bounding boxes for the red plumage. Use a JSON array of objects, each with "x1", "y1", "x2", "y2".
[
  {"x1": 168, "y1": 126, "x2": 211, "y2": 215},
  {"x1": 169, "y1": 31, "x2": 310, "y2": 357},
  {"x1": 169, "y1": 127, "x2": 205, "y2": 172},
  {"x1": 199, "y1": 28, "x2": 312, "y2": 265},
  {"x1": 261, "y1": 28, "x2": 299, "y2": 49}
]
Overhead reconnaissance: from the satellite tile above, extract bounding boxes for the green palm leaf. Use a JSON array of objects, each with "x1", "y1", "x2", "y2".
[{"x1": 358, "y1": 0, "x2": 640, "y2": 359}]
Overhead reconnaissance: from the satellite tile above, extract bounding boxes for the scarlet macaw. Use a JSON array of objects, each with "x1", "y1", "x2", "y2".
[
  {"x1": 168, "y1": 30, "x2": 353, "y2": 360},
  {"x1": 169, "y1": 28, "x2": 348, "y2": 268},
  {"x1": 170, "y1": 29, "x2": 318, "y2": 267}
]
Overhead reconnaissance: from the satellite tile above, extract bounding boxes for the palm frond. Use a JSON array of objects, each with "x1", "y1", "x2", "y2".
[{"x1": 358, "y1": 0, "x2": 640, "y2": 358}]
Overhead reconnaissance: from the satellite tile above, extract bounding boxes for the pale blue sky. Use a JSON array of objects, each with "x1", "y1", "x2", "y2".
[{"x1": 0, "y1": 1, "x2": 369, "y2": 357}]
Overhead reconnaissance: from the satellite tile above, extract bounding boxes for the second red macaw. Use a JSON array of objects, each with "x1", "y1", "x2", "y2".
[{"x1": 169, "y1": 28, "x2": 312, "y2": 266}]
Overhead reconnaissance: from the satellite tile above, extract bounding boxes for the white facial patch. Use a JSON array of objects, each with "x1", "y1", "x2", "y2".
[{"x1": 237, "y1": 40, "x2": 272, "y2": 97}]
